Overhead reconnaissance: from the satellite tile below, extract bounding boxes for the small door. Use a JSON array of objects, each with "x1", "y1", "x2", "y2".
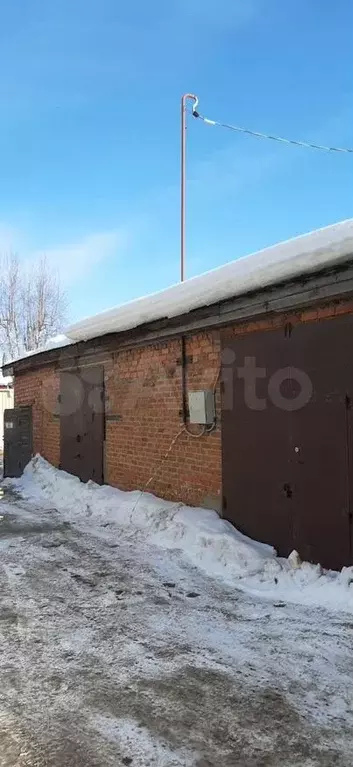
[
  {"x1": 60, "y1": 366, "x2": 104, "y2": 484},
  {"x1": 3, "y1": 407, "x2": 33, "y2": 478}
]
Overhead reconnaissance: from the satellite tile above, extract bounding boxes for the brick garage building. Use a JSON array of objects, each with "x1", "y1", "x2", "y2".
[{"x1": 4, "y1": 220, "x2": 353, "y2": 570}]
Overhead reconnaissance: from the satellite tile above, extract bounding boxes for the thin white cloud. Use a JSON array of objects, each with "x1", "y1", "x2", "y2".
[
  {"x1": 33, "y1": 229, "x2": 129, "y2": 286},
  {"x1": 0, "y1": 225, "x2": 129, "y2": 287}
]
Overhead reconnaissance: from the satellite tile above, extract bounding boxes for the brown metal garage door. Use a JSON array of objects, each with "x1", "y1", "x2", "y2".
[
  {"x1": 221, "y1": 315, "x2": 353, "y2": 571},
  {"x1": 60, "y1": 366, "x2": 104, "y2": 484}
]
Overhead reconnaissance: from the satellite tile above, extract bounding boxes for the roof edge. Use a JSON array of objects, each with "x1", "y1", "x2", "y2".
[
  {"x1": 66, "y1": 218, "x2": 353, "y2": 343},
  {"x1": 5, "y1": 259, "x2": 353, "y2": 377}
]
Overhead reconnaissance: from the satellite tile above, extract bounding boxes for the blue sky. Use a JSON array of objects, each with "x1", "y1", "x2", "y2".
[{"x1": 0, "y1": 0, "x2": 352, "y2": 323}]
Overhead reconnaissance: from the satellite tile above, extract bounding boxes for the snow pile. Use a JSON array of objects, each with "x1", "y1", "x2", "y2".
[
  {"x1": 6, "y1": 456, "x2": 272, "y2": 580},
  {"x1": 5, "y1": 456, "x2": 353, "y2": 612},
  {"x1": 66, "y1": 219, "x2": 353, "y2": 342}
]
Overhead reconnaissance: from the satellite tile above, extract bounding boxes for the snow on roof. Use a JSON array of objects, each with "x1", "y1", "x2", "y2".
[
  {"x1": 5, "y1": 334, "x2": 73, "y2": 367},
  {"x1": 66, "y1": 219, "x2": 353, "y2": 343},
  {"x1": 5, "y1": 219, "x2": 353, "y2": 371}
]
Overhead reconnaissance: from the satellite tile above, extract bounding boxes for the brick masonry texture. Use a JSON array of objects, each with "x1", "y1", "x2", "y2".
[
  {"x1": 13, "y1": 298, "x2": 353, "y2": 510},
  {"x1": 14, "y1": 366, "x2": 60, "y2": 469},
  {"x1": 104, "y1": 332, "x2": 222, "y2": 508},
  {"x1": 13, "y1": 332, "x2": 222, "y2": 509}
]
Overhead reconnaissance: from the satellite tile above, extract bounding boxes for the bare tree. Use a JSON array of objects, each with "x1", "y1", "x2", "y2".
[{"x1": 0, "y1": 253, "x2": 67, "y2": 361}]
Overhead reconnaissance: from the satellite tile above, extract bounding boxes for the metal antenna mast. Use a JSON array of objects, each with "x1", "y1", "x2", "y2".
[{"x1": 180, "y1": 93, "x2": 198, "y2": 282}]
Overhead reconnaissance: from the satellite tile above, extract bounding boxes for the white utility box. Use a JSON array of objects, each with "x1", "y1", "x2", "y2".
[{"x1": 188, "y1": 390, "x2": 215, "y2": 425}]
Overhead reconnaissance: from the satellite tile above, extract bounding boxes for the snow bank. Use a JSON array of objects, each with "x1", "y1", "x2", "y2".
[
  {"x1": 5, "y1": 456, "x2": 353, "y2": 613},
  {"x1": 6, "y1": 456, "x2": 272, "y2": 580},
  {"x1": 66, "y1": 219, "x2": 353, "y2": 342}
]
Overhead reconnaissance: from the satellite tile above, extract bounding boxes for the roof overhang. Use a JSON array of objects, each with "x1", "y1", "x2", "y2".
[
  {"x1": 66, "y1": 219, "x2": 353, "y2": 343},
  {"x1": 4, "y1": 258, "x2": 353, "y2": 377}
]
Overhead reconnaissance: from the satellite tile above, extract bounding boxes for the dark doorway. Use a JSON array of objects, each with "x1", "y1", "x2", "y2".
[
  {"x1": 221, "y1": 315, "x2": 353, "y2": 570},
  {"x1": 3, "y1": 407, "x2": 33, "y2": 478},
  {"x1": 60, "y1": 366, "x2": 104, "y2": 484}
]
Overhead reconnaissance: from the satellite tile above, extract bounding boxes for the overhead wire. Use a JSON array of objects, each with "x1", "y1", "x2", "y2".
[
  {"x1": 190, "y1": 105, "x2": 353, "y2": 155},
  {"x1": 124, "y1": 97, "x2": 353, "y2": 519}
]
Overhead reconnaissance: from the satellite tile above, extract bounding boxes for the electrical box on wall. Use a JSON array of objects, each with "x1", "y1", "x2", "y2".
[{"x1": 188, "y1": 390, "x2": 215, "y2": 425}]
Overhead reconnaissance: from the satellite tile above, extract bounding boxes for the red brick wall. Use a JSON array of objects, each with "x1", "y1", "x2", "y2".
[
  {"x1": 104, "y1": 332, "x2": 222, "y2": 509},
  {"x1": 14, "y1": 366, "x2": 60, "y2": 468},
  {"x1": 12, "y1": 297, "x2": 353, "y2": 510},
  {"x1": 13, "y1": 333, "x2": 222, "y2": 509}
]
